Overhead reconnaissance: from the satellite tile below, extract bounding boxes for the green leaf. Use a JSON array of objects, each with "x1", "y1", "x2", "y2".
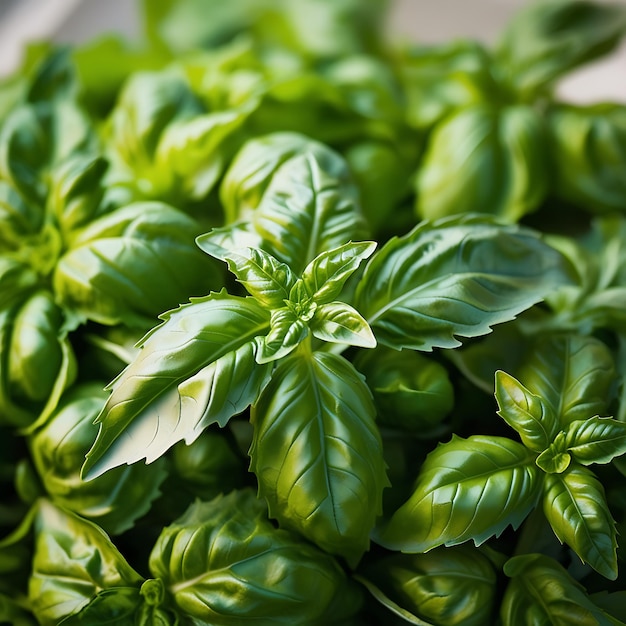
[
  {"x1": 517, "y1": 334, "x2": 616, "y2": 427},
  {"x1": 536, "y1": 434, "x2": 572, "y2": 474},
  {"x1": 358, "y1": 545, "x2": 498, "y2": 626},
  {"x1": 54, "y1": 202, "x2": 219, "y2": 328},
  {"x1": 548, "y1": 103, "x2": 626, "y2": 214},
  {"x1": 415, "y1": 105, "x2": 548, "y2": 222},
  {"x1": 495, "y1": 370, "x2": 559, "y2": 452},
  {"x1": 220, "y1": 131, "x2": 320, "y2": 222},
  {"x1": 154, "y1": 108, "x2": 251, "y2": 200},
  {"x1": 82, "y1": 291, "x2": 271, "y2": 480},
  {"x1": 375, "y1": 435, "x2": 542, "y2": 552},
  {"x1": 255, "y1": 308, "x2": 309, "y2": 364},
  {"x1": 496, "y1": 0, "x2": 626, "y2": 99},
  {"x1": 220, "y1": 132, "x2": 368, "y2": 273},
  {"x1": 0, "y1": 592, "x2": 37, "y2": 626},
  {"x1": 301, "y1": 240, "x2": 376, "y2": 304},
  {"x1": 0, "y1": 181, "x2": 42, "y2": 250},
  {"x1": 398, "y1": 40, "x2": 499, "y2": 130},
  {"x1": 222, "y1": 247, "x2": 298, "y2": 308},
  {"x1": 47, "y1": 153, "x2": 107, "y2": 242},
  {"x1": 0, "y1": 291, "x2": 76, "y2": 428},
  {"x1": 30, "y1": 383, "x2": 167, "y2": 535},
  {"x1": 564, "y1": 416, "x2": 626, "y2": 465},
  {"x1": 501, "y1": 553, "x2": 618, "y2": 625},
  {"x1": 355, "y1": 215, "x2": 573, "y2": 351},
  {"x1": 543, "y1": 465, "x2": 617, "y2": 579},
  {"x1": 310, "y1": 301, "x2": 376, "y2": 348},
  {"x1": 58, "y1": 588, "x2": 141, "y2": 626},
  {"x1": 148, "y1": 490, "x2": 363, "y2": 625},
  {"x1": 29, "y1": 500, "x2": 143, "y2": 626},
  {"x1": 354, "y1": 347, "x2": 454, "y2": 431},
  {"x1": 250, "y1": 350, "x2": 387, "y2": 565},
  {"x1": 105, "y1": 70, "x2": 202, "y2": 197}
]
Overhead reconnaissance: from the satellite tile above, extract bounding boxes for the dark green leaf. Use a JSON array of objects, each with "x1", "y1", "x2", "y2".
[
  {"x1": 148, "y1": 490, "x2": 363, "y2": 624},
  {"x1": 54, "y1": 202, "x2": 219, "y2": 327},
  {"x1": 543, "y1": 465, "x2": 617, "y2": 579},
  {"x1": 82, "y1": 291, "x2": 271, "y2": 479},
  {"x1": 29, "y1": 500, "x2": 143, "y2": 626},
  {"x1": 358, "y1": 545, "x2": 497, "y2": 626},
  {"x1": 250, "y1": 350, "x2": 387, "y2": 565},
  {"x1": 501, "y1": 553, "x2": 617, "y2": 625},
  {"x1": 58, "y1": 588, "x2": 141, "y2": 626},
  {"x1": 30, "y1": 383, "x2": 167, "y2": 535},
  {"x1": 375, "y1": 435, "x2": 542, "y2": 552},
  {"x1": 355, "y1": 347, "x2": 454, "y2": 431},
  {"x1": 355, "y1": 215, "x2": 573, "y2": 351}
]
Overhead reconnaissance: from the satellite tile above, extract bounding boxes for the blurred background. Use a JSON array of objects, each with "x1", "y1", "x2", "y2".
[{"x1": 0, "y1": 0, "x2": 625, "y2": 102}]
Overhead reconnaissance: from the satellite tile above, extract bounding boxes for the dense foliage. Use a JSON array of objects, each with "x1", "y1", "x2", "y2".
[{"x1": 2, "y1": 0, "x2": 626, "y2": 623}]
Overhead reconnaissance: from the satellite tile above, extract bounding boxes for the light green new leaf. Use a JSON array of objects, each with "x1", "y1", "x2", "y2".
[
  {"x1": 517, "y1": 334, "x2": 616, "y2": 427},
  {"x1": 250, "y1": 350, "x2": 387, "y2": 565},
  {"x1": 29, "y1": 500, "x2": 143, "y2": 626},
  {"x1": 536, "y1": 432, "x2": 572, "y2": 474},
  {"x1": 543, "y1": 465, "x2": 617, "y2": 580},
  {"x1": 82, "y1": 291, "x2": 271, "y2": 480},
  {"x1": 564, "y1": 416, "x2": 626, "y2": 465},
  {"x1": 355, "y1": 214, "x2": 573, "y2": 351},
  {"x1": 149, "y1": 490, "x2": 363, "y2": 625},
  {"x1": 310, "y1": 301, "x2": 376, "y2": 348},
  {"x1": 495, "y1": 370, "x2": 559, "y2": 452},
  {"x1": 222, "y1": 247, "x2": 297, "y2": 308},
  {"x1": 501, "y1": 553, "x2": 618, "y2": 626},
  {"x1": 375, "y1": 435, "x2": 542, "y2": 552},
  {"x1": 255, "y1": 308, "x2": 309, "y2": 364},
  {"x1": 415, "y1": 105, "x2": 548, "y2": 222},
  {"x1": 301, "y1": 241, "x2": 376, "y2": 304}
]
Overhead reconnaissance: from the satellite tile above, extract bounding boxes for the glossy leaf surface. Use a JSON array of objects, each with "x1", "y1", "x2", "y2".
[
  {"x1": 376, "y1": 435, "x2": 542, "y2": 552},
  {"x1": 501, "y1": 553, "x2": 618, "y2": 625},
  {"x1": 82, "y1": 291, "x2": 271, "y2": 479},
  {"x1": 495, "y1": 369, "x2": 559, "y2": 452},
  {"x1": 543, "y1": 465, "x2": 617, "y2": 579},
  {"x1": 356, "y1": 215, "x2": 572, "y2": 350},
  {"x1": 149, "y1": 490, "x2": 363, "y2": 625},
  {"x1": 250, "y1": 350, "x2": 386, "y2": 564},
  {"x1": 359, "y1": 545, "x2": 497, "y2": 626},
  {"x1": 517, "y1": 334, "x2": 616, "y2": 427},
  {"x1": 29, "y1": 500, "x2": 143, "y2": 626}
]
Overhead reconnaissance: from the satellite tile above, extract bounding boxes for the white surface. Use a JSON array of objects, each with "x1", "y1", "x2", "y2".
[{"x1": 0, "y1": 0, "x2": 625, "y2": 103}]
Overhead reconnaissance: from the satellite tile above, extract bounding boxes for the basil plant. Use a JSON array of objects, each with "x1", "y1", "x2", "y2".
[{"x1": 2, "y1": 0, "x2": 626, "y2": 624}]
